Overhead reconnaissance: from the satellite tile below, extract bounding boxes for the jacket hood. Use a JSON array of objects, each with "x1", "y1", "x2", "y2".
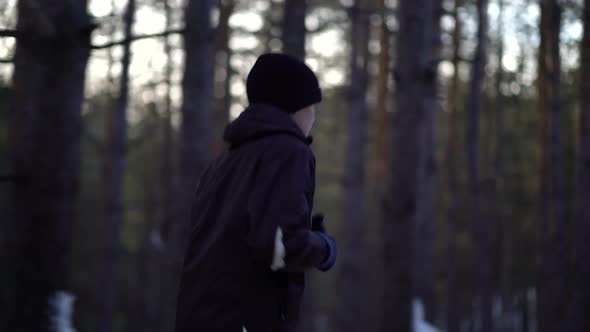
[{"x1": 223, "y1": 104, "x2": 312, "y2": 149}]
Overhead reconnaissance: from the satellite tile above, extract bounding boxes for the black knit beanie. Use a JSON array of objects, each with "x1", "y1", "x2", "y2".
[{"x1": 246, "y1": 53, "x2": 322, "y2": 113}]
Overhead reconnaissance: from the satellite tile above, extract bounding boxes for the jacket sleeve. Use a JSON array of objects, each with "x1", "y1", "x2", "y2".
[{"x1": 246, "y1": 144, "x2": 335, "y2": 272}]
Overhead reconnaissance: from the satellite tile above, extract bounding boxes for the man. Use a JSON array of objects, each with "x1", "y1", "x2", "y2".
[{"x1": 174, "y1": 53, "x2": 337, "y2": 332}]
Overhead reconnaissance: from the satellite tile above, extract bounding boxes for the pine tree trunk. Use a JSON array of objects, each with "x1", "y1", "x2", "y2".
[
  {"x1": 465, "y1": 0, "x2": 492, "y2": 330},
  {"x1": 213, "y1": 0, "x2": 235, "y2": 155},
  {"x1": 338, "y1": 3, "x2": 370, "y2": 332},
  {"x1": 159, "y1": 0, "x2": 177, "y2": 243},
  {"x1": 567, "y1": 0, "x2": 590, "y2": 330},
  {"x1": 537, "y1": 1, "x2": 567, "y2": 331},
  {"x1": 153, "y1": 1, "x2": 177, "y2": 330},
  {"x1": 177, "y1": 0, "x2": 215, "y2": 257},
  {"x1": 446, "y1": 2, "x2": 462, "y2": 331},
  {"x1": 281, "y1": 0, "x2": 307, "y2": 59},
  {"x1": 3, "y1": 0, "x2": 91, "y2": 330},
  {"x1": 382, "y1": 0, "x2": 438, "y2": 330},
  {"x1": 263, "y1": 1, "x2": 281, "y2": 54},
  {"x1": 372, "y1": 0, "x2": 391, "y2": 186},
  {"x1": 172, "y1": 0, "x2": 216, "y2": 326},
  {"x1": 494, "y1": 0, "x2": 512, "y2": 317},
  {"x1": 97, "y1": 1, "x2": 135, "y2": 331},
  {"x1": 414, "y1": 0, "x2": 442, "y2": 323}
]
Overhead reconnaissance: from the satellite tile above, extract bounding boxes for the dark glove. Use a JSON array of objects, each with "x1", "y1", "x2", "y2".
[
  {"x1": 311, "y1": 213, "x2": 336, "y2": 271},
  {"x1": 316, "y1": 232, "x2": 336, "y2": 271}
]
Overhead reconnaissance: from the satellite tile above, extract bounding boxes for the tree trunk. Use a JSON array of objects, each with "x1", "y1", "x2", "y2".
[
  {"x1": 413, "y1": 0, "x2": 442, "y2": 323},
  {"x1": 537, "y1": 1, "x2": 567, "y2": 332},
  {"x1": 338, "y1": 2, "x2": 370, "y2": 332},
  {"x1": 96, "y1": 1, "x2": 135, "y2": 331},
  {"x1": 446, "y1": 2, "x2": 462, "y2": 331},
  {"x1": 153, "y1": 1, "x2": 177, "y2": 331},
  {"x1": 159, "y1": 0, "x2": 177, "y2": 243},
  {"x1": 263, "y1": 0, "x2": 281, "y2": 54},
  {"x1": 213, "y1": 0, "x2": 235, "y2": 155},
  {"x1": 372, "y1": 0, "x2": 391, "y2": 186},
  {"x1": 3, "y1": 0, "x2": 92, "y2": 330},
  {"x1": 177, "y1": 0, "x2": 215, "y2": 258},
  {"x1": 494, "y1": 0, "x2": 513, "y2": 319},
  {"x1": 464, "y1": 0, "x2": 492, "y2": 331},
  {"x1": 381, "y1": 0, "x2": 438, "y2": 330},
  {"x1": 281, "y1": 0, "x2": 307, "y2": 59},
  {"x1": 172, "y1": 0, "x2": 216, "y2": 326},
  {"x1": 567, "y1": 0, "x2": 590, "y2": 330}
]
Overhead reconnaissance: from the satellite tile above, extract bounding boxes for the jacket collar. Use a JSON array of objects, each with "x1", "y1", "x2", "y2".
[{"x1": 223, "y1": 104, "x2": 313, "y2": 149}]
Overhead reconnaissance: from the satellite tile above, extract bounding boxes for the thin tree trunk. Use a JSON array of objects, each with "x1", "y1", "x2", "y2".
[
  {"x1": 381, "y1": 0, "x2": 437, "y2": 330},
  {"x1": 568, "y1": 0, "x2": 590, "y2": 329},
  {"x1": 372, "y1": 0, "x2": 391, "y2": 186},
  {"x1": 446, "y1": 2, "x2": 462, "y2": 331},
  {"x1": 178, "y1": 0, "x2": 215, "y2": 260},
  {"x1": 338, "y1": 2, "x2": 370, "y2": 332},
  {"x1": 153, "y1": 1, "x2": 177, "y2": 331},
  {"x1": 96, "y1": 1, "x2": 135, "y2": 331},
  {"x1": 537, "y1": 1, "x2": 567, "y2": 332},
  {"x1": 107, "y1": 0, "x2": 117, "y2": 95},
  {"x1": 263, "y1": 0, "x2": 281, "y2": 53},
  {"x1": 282, "y1": 0, "x2": 307, "y2": 59},
  {"x1": 172, "y1": 0, "x2": 216, "y2": 327},
  {"x1": 521, "y1": 290, "x2": 530, "y2": 332},
  {"x1": 3, "y1": 0, "x2": 91, "y2": 330},
  {"x1": 213, "y1": 0, "x2": 235, "y2": 155},
  {"x1": 494, "y1": 0, "x2": 512, "y2": 315},
  {"x1": 465, "y1": 0, "x2": 492, "y2": 331},
  {"x1": 414, "y1": 0, "x2": 442, "y2": 323},
  {"x1": 159, "y1": 0, "x2": 177, "y2": 243}
]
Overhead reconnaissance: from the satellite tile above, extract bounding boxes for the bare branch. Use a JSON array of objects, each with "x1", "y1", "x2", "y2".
[
  {"x1": 306, "y1": 18, "x2": 348, "y2": 34},
  {"x1": 91, "y1": 28, "x2": 185, "y2": 49},
  {"x1": 0, "y1": 29, "x2": 19, "y2": 38}
]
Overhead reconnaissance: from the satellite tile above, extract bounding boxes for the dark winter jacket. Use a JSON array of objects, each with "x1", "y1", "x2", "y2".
[{"x1": 174, "y1": 104, "x2": 337, "y2": 332}]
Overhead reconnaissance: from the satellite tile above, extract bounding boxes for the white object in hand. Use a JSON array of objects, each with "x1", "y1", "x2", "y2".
[{"x1": 270, "y1": 226, "x2": 286, "y2": 271}]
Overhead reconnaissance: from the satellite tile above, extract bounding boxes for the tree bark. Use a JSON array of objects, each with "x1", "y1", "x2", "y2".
[
  {"x1": 413, "y1": 0, "x2": 442, "y2": 323},
  {"x1": 338, "y1": 2, "x2": 370, "y2": 332},
  {"x1": 2, "y1": 0, "x2": 92, "y2": 330},
  {"x1": 282, "y1": 0, "x2": 307, "y2": 59},
  {"x1": 464, "y1": 0, "x2": 492, "y2": 331},
  {"x1": 567, "y1": 0, "x2": 590, "y2": 329},
  {"x1": 537, "y1": 1, "x2": 567, "y2": 332},
  {"x1": 213, "y1": 0, "x2": 235, "y2": 155},
  {"x1": 96, "y1": 1, "x2": 135, "y2": 331},
  {"x1": 159, "y1": 0, "x2": 177, "y2": 243},
  {"x1": 446, "y1": 2, "x2": 462, "y2": 331},
  {"x1": 172, "y1": 0, "x2": 216, "y2": 326},
  {"x1": 494, "y1": 0, "x2": 512, "y2": 318},
  {"x1": 152, "y1": 1, "x2": 178, "y2": 331},
  {"x1": 178, "y1": 0, "x2": 215, "y2": 253},
  {"x1": 372, "y1": 0, "x2": 392, "y2": 186},
  {"x1": 381, "y1": 0, "x2": 438, "y2": 330}
]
